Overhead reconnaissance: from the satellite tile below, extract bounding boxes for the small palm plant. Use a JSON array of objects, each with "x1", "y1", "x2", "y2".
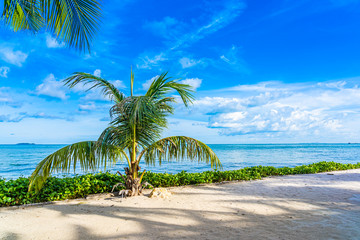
[{"x1": 29, "y1": 71, "x2": 221, "y2": 196}]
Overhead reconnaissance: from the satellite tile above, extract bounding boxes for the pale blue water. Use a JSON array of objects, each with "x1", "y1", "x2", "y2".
[{"x1": 1, "y1": 144, "x2": 360, "y2": 180}]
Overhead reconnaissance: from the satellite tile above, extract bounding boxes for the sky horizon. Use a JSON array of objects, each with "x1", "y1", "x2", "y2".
[{"x1": 1, "y1": 0, "x2": 360, "y2": 144}]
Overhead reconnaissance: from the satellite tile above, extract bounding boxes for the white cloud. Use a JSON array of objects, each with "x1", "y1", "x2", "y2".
[
  {"x1": 225, "y1": 81, "x2": 307, "y2": 92},
  {"x1": 142, "y1": 75, "x2": 159, "y2": 90},
  {"x1": 318, "y1": 80, "x2": 347, "y2": 89},
  {"x1": 35, "y1": 74, "x2": 68, "y2": 100},
  {"x1": 0, "y1": 47, "x2": 28, "y2": 67},
  {"x1": 179, "y1": 57, "x2": 203, "y2": 68},
  {"x1": 0, "y1": 87, "x2": 11, "y2": 102},
  {"x1": 0, "y1": 87, "x2": 23, "y2": 108},
  {"x1": 137, "y1": 53, "x2": 167, "y2": 69},
  {"x1": 110, "y1": 80, "x2": 125, "y2": 89},
  {"x1": 220, "y1": 55, "x2": 230, "y2": 63},
  {"x1": 79, "y1": 102, "x2": 96, "y2": 111},
  {"x1": 219, "y1": 45, "x2": 249, "y2": 73},
  {"x1": 93, "y1": 69, "x2": 101, "y2": 77},
  {"x1": 208, "y1": 106, "x2": 339, "y2": 135},
  {"x1": 180, "y1": 78, "x2": 202, "y2": 90},
  {"x1": 137, "y1": 1, "x2": 246, "y2": 70},
  {"x1": 0, "y1": 112, "x2": 70, "y2": 123},
  {"x1": 220, "y1": 46, "x2": 239, "y2": 64},
  {"x1": 185, "y1": 78, "x2": 360, "y2": 140},
  {"x1": 170, "y1": 0, "x2": 246, "y2": 50},
  {"x1": 46, "y1": 35, "x2": 65, "y2": 48},
  {"x1": 0, "y1": 66, "x2": 10, "y2": 78}
]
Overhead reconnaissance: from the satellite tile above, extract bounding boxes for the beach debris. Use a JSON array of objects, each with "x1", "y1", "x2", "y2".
[
  {"x1": 117, "y1": 189, "x2": 132, "y2": 198},
  {"x1": 149, "y1": 188, "x2": 172, "y2": 199}
]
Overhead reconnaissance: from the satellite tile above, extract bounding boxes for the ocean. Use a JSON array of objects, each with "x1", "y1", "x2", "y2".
[{"x1": 1, "y1": 143, "x2": 360, "y2": 180}]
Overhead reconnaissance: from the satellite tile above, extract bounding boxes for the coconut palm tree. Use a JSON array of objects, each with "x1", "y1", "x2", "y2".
[
  {"x1": 29, "y1": 71, "x2": 221, "y2": 196},
  {"x1": 2, "y1": 0, "x2": 101, "y2": 52}
]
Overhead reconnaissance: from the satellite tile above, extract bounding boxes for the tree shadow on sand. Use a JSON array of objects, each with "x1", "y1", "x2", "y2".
[{"x1": 3, "y1": 172, "x2": 360, "y2": 240}]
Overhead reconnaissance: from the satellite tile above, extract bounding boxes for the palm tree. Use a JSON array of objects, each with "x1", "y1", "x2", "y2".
[
  {"x1": 2, "y1": 0, "x2": 101, "y2": 52},
  {"x1": 29, "y1": 71, "x2": 221, "y2": 196}
]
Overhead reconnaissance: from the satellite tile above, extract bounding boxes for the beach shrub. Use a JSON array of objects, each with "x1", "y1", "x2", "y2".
[{"x1": 1, "y1": 161, "x2": 359, "y2": 207}]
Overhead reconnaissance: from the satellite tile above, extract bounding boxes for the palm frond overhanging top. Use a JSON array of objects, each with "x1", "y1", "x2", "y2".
[{"x1": 2, "y1": 0, "x2": 102, "y2": 52}]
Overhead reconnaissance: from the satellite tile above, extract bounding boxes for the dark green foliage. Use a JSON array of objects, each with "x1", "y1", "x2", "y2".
[
  {"x1": 1, "y1": 161, "x2": 359, "y2": 207},
  {"x1": 0, "y1": 173, "x2": 122, "y2": 206}
]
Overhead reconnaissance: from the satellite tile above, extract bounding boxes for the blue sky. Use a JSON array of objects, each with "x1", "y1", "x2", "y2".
[{"x1": 1, "y1": 0, "x2": 360, "y2": 144}]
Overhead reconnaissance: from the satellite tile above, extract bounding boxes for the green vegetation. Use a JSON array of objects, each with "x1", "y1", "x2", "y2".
[
  {"x1": 2, "y1": 0, "x2": 102, "y2": 52},
  {"x1": 29, "y1": 71, "x2": 221, "y2": 196},
  {"x1": 1, "y1": 161, "x2": 359, "y2": 207}
]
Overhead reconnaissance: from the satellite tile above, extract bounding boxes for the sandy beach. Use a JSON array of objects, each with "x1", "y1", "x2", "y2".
[{"x1": 1, "y1": 169, "x2": 359, "y2": 240}]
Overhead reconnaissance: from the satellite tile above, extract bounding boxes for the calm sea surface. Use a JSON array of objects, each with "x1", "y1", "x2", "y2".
[{"x1": 1, "y1": 144, "x2": 360, "y2": 179}]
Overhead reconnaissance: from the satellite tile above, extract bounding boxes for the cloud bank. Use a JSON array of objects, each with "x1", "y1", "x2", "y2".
[{"x1": 187, "y1": 78, "x2": 360, "y2": 141}]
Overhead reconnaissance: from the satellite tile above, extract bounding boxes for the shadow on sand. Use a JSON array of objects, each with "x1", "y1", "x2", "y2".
[{"x1": 2, "y1": 172, "x2": 360, "y2": 240}]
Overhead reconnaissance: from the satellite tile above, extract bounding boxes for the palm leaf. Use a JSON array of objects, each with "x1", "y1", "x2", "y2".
[
  {"x1": 29, "y1": 141, "x2": 126, "y2": 192},
  {"x1": 145, "y1": 72, "x2": 195, "y2": 107},
  {"x1": 64, "y1": 72, "x2": 125, "y2": 103},
  {"x1": 97, "y1": 126, "x2": 132, "y2": 149},
  {"x1": 110, "y1": 96, "x2": 166, "y2": 126},
  {"x1": 2, "y1": 0, "x2": 44, "y2": 31},
  {"x1": 108, "y1": 96, "x2": 168, "y2": 148},
  {"x1": 40, "y1": 0, "x2": 101, "y2": 52},
  {"x1": 141, "y1": 136, "x2": 222, "y2": 169},
  {"x1": 2, "y1": 0, "x2": 102, "y2": 52}
]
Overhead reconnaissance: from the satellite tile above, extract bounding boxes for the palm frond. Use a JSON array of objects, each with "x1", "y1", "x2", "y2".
[
  {"x1": 155, "y1": 97, "x2": 176, "y2": 114},
  {"x1": 145, "y1": 72, "x2": 195, "y2": 107},
  {"x1": 40, "y1": 0, "x2": 101, "y2": 52},
  {"x1": 141, "y1": 136, "x2": 222, "y2": 169},
  {"x1": 108, "y1": 96, "x2": 168, "y2": 148},
  {"x1": 2, "y1": 0, "x2": 44, "y2": 32},
  {"x1": 64, "y1": 72, "x2": 125, "y2": 103},
  {"x1": 29, "y1": 141, "x2": 126, "y2": 192},
  {"x1": 110, "y1": 96, "x2": 166, "y2": 126},
  {"x1": 97, "y1": 126, "x2": 132, "y2": 149},
  {"x1": 130, "y1": 66, "x2": 134, "y2": 96},
  {"x1": 2, "y1": 0, "x2": 102, "y2": 52}
]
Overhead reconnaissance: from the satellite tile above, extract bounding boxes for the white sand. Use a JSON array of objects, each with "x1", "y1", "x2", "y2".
[{"x1": 1, "y1": 169, "x2": 360, "y2": 240}]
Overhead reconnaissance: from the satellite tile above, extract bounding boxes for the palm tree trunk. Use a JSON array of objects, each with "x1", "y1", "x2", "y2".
[
  {"x1": 132, "y1": 125, "x2": 138, "y2": 179},
  {"x1": 118, "y1": 126, "x2": 142, "y2": 196},
  {"x1": 123, "y1": 166, "x2": 142, "y2": 196}
]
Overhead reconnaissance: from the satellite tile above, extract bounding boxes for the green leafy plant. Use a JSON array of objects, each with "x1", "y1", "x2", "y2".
[
  {"x1": 2, "y1": 0, "x2": 102, "y2": 52},
  {"x1": 1, "y1": 161, "x2": 359, "y2": 207},
  {"x1": 29, "y1": 70, "x2": 221, "y2": 196}
]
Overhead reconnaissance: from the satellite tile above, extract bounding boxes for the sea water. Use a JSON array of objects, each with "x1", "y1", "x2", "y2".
[{"x1": 0, "y1": 143, "x2": 359, "y2": 179}]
